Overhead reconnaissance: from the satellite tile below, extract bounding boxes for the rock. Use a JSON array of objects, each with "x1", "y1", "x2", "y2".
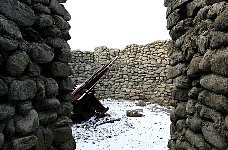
[
  {"x1": 187, "y1": 56, "x2": 202, "y2": 77},
  {"x1": 34, "y1": 127, "x2": 54, "y2": 150},
  {"x1": 4, "y1": 119, "x2": 15, "y2": 138},
  {"x1": 207, "y1": 2, "x2": 226, "y2": 19},
  {"x1": 199, "y1": 49, "x2": 213, "y2": 71},
  {"x1": 29, "y1": 43, "x2": 54, "y2": 64},
  {"x1": 211, "y1": 48, "x2": 228, "y2": 76},
  {"x1": 35, "y1": 76, "x2": 45, "y2": 100},
  {"x1": 32, "y1": 3, "x2": 51, "y2": 14},
  {"x1": 167, "y1": 9, "x2": 184, "y2": 30},
  {"x1": 0, "y1": 36, "x2": 18, "y2": 51},
  {"x1": 0, "y1": 0, "x2": 35, "y2": 26},
  {"x1": 126, "y1": 109, "x2": 143, "y2": 117},
  {"x1": 33, "y1": 98, "x2": 60, "y2": 111},
  {"x1": 136, "y1": 100, "x2": 146, "y2": 107},
  {"x1": 49, "y1": 0, "x2": 71, "y2": 21},
  {"x1": 186, "y1": 99, "x2": 196, "y2": 115},
  {"x1": 52, "y1": 15, "x2": 71, "y2": 31},
  {"x1": 0, "y1": 14, "x2": 22, "y2": 39},
  {"x1": 0, "y1": 79, "x2": 8, "y2": 96},
  {"x1": 35, "y1": 14, "x2": 54, "y2": 28},
  {"x1": 0, "y1": 133, "x2": 4, "y2": 149},
  {"x1": 55, "y1": 116, "x2": 72, "y2": 127},
  {"x1": 27, "y1": 63, "x2": 41, "y2": 77},
  {"x1": 172, "y1": 88, "x2": 189, "y2": 101},
  {"x1": 202, "y1": 123, "x2": 228, "y2": 149},
  {"x1": 45, "y1": 78, "x2": 59, "y2": 97},
  {"x1": 9, "y1": 79, "x2": 37, "y2": 101},
  {"x1": 38, "y1": 111, "x2": 57, "y2": 125},
  {"x1": 175, "y1": 102, "x2": 187, "y2": 119},
  {"x1": 176, "y1": 120, "x2": 185, "y2": 132},
  {"x1": 167, "y1": 63, "x2": 187, "y2": 79},
  {"x1": 0, "y1": 104, "x2": 15, "y2": 120},
  {"x1": 49, "y1": 62, "x2": 72, "y2": 77},
  {"x1": 186, "y1": 117, "x2": 202, "y2": 133},
  {"x1": 45, "y1": 37, "x2": 70, "y2": 49},
  {"x1": 214, "y1": 8, "x2": 228, "y2": 31},
  {"x1": 16, "y1": 101, "x2": 33, "y2": 115},
  {"x1": 52, "y1": 126, "x2": 72, "y2": 145},
  {"x1": 188, "y1": 87, "x2": 203, "y2": 99},
  {"x1": 57, "y1": 102, "x2": 73, "y2": 117},
  {"x1": 210, "y1": 31, "x2": 228, "y2": 49},
  {"x1": 57, "y1": 136, "x2": 76, "y2": 150},
  {"x1": 15, "y1": 110, "x2": 39, "y2": 135},
  {"x1": 58, "y1": 77, "x2": 73, "y2": 91},
  {"x1": 12, "y1": 135, "x2": 37, "y2": 150},
  {"x1": 198, "y1": 90, "x2": 228, "y2": 113},
  {"x1": 6, "y1": 51, "x2": 30, "y2": 76},
  {"x1": 169, "y1": 50, "x2": 185, "y2": 66},
  {"x1": 55, "y1": 48, "x2": 72, "y2": 63},
  {"x1": 173, "y1": 75, "x2": 191, "y2": 88},
  {"x1": 200, "y1": 74, "x2": 228, "y2": 94},
  {"x1": 185, "y1": 129, "x2": 211, "y2": 149},
  {"x1": 197, "y1": 104, "x2": 221, "y2": 123}
]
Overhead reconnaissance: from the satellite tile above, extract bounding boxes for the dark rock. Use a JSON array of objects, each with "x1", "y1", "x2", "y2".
[
  {"x1": 170, "y1": 109, "x2": 178, "y2": 123},
  {"x1": 15, "y1": 109, "x2": 39, "y2": 135},
  {"x1": 173, "y1": 75, "x2": 191, "y2": 89},
  {"x1": 175, "y1": 138, "x2": 192, "y2": 150},
  {"x1": 186, "y1": 117, "x2": 202, "y2": 133},
  {"x1": 55, "y1": 116, "x2": 72, "y2": 127},
  {"x1": 38, "y1": 111, "x2": 57, "y2": 125},
  {"x1": 12, "y1": 135, "x2": 37, "y2": 150},
  {"x1": 197, "y1": 32, "x2": 210, "y2": 55},
  {"x1": 16, "y1": 101, "x2": 33, "y2": 115},
  {"x1": 188, "y1": 87, "x2": 203, "y2": 99},
  {"x1": 167, "y1": 63, "x2": 187, "y2": 79},
  {"x1": 214, "y1": 8, "x2": 228, "y2": 32},
  {"x1": 126, "y1": 109, "x2": 143, "y2": 117},
  {"x1": 185, "y1": 129, "x2": 211, "y2": 149},
  {"x1": 186, "y1": 0, "x2": 206, "y2": 17},
  {"x1": 211, "y1": 48, "x2": 228, "y2": 76},
  {"x1": 62, "y1": 30, "x2": 71, "y2": 40},
  {"x1": 172, "y1": 88, "x2": 189, "y2": 101},
  {"x1": 4, "y1": 119, "x2": 15, "y2": 138},
  {"x1": 167, "y1": 9, "x2": 185, "y2": 30},
  {"x1": 52, "y1": 126, "x2": 72, "y2": 145},
  {"x1": 187, "y1": 56, "x2": 202, "y2": 77},
  {"x1": 49, "y1": 62, "x2": 72, "y2": 77},
  {"x1": 9, "y1": 79, "x2": 37, "y2": 101},
  {"x1": 0, "y1": 104, "x2": 15, "y2": 120},
  {"x1": 20, "y1": 27, "x2": 43, "y2": 42},
  {"x1": 0, "y1": 133, "x2": 4, "y2": 149},
  {"x1": 0, "y1": 36, "x2": 18, "y2": 51},
  {"x1": 199, "y1": 90, "x2": 228, "y2": 113},
  {"x1": 34, "y1": 98, "x2": 60, "y2": 111},
  {"x1": 193, "y1": 6, "x2": 210, "y2": 24},
  {"x1": 169, "y1": 20, "x2": 187, "y2": 40},
  {"x1": 35, "y1": 14, "x2": 54, "y2": 28},
  {"x1": 170, "y1": 50, "x2": 185, "y2": 66},
  {"x1": 27, "y1": 63, "x2": 41, "y2": 77},
  {"x1": 52, "y1": 15, "x2": 71, "y2": 31},
  {"x1": 0, "y1": 79, "x2": 8, "y2": 96},
  {"x1": 40, "y1": 27, "x2": 62, "y2": 37},
  {"x1": 200, "y1": 74, "x2": 228, "y2": 94},
  {"x1": 57, "y1": 102, "x2": 73, "y2": 117},
  {"x1": 58, "y1": 91, "x2": 73, "y2": 102},
  {"x1": 207, "y1": 2, "x2": 226, "y2": 19},
  {"x1": 175, "y1": 102, "x2": 187, "y2": 119},
  {"x1": 186, "y1": 99, "x2": 196, "y2": 115},
  {"x1": 210, "y1": 31, "x2": 228, "y2": 49},
  {"x1": 49, "y1": 0, "x2": 71, "y2": 21},
  {"x1": 57, "y1": 136, "x2": 76, "y2": 150},
  {"x1": 45, "y1": 37, "x2": 70, "y2": 49},
  {"x1": 32, "y1": 3, "x2": 51, "y2": 14},
  {"x1": 170, "y1": 123, "x2": 177, "y2": 135},
  {"x1": 0, "y1": 0, "x2": 35, "y2": 26},
  {"x1": 6, "y1": 51, "x2": 30, "y2": 76},
  {"x1": 199, "y1": 49, "x2": 213, "y2": 71},
  {"x1": 202, "y1": 123, "x2": 228, "y2": 149},
  {"x1": 58, "y1": 77, "x2": 73, "y2": 91},
  {"x1": 176, "y1": 120, "x2": 185, "y2": 132},
  {"x1": 35, "y1": 76, "x2": 46, "y2": 100},
  {"x1": 55, "y1": 48, "x2": 72, "y2": 63},
  {"x1": 32, "y1": 0, "x2": 50, "y2": 5},
  {"x1": 29, "y1": 43, "x2": 54, "y2": 64},
  {"x1": 0, "y1": 15, "x2": 22, "y2": 39},
  {"x1": 45, "y1": 78, "x2": 59, "y2": 97},
  {"x1": 197, "y1": 104, "x2": 222, "y2": 123}
]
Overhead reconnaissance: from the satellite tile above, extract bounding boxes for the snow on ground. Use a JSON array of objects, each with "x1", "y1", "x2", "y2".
[{"x1": 71, "y1": 99, "x2": 171, "y2": 150}]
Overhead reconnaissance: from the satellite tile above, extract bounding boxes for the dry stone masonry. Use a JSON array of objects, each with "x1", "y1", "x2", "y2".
[
  {"x1": 165, "y1": 0, "x2": 228, "y2": 149},
  {"x1": 0, "y1": 0, "x2": 75, "y2": 150},
  {"x1": 70, "y1": 40, "x2": 174, "y2": 106}
]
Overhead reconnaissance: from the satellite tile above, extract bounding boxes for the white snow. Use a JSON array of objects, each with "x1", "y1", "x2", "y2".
[{"x1": 71, "y1": 99, "x2": 171, "y2": 150}]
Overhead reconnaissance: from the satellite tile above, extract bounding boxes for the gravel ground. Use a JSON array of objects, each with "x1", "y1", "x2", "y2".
[{"x1": 72, "y1": 99, "x2": 171, "y2": 150}]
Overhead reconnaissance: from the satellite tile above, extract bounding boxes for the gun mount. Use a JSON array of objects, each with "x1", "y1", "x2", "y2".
[{"x1": 71, "y1": 56, "x2": 118, "y2": 122}]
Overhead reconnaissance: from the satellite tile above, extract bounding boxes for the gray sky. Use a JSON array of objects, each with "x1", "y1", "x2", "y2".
[{"x1": 64, "y1": 0, "x2": 170, "y2": 51}]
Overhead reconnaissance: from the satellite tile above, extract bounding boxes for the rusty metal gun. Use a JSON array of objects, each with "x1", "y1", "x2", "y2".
[
  {"x1": 72, "y1": 56, "x2": 118, "y2": 101},
  {"x1": 71, "y1": 56, "x2": 118, "y2": 122}
]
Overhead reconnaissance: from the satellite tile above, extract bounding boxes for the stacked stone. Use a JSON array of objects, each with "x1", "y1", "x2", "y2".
[
  {"x1": 165, "y1": 0, "x2": 228, "y2": 149},
  {"x1": 0, "y1": 0, "x2": 75, "y2": 150},
  {"x1": 70, "y1": 40, "x2": 173, "y2": 106}
]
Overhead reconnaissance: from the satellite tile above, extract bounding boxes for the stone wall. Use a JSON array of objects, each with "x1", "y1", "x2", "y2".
[
  {"x1": 70, "y1": 40, "x2": 174, "y2": 106},
  {"x1": 165, "y1": 0, "x2": 228, "y2": 149},
  {"x1": 0, "y1": 0, "x2": 75, "y2": 150}
]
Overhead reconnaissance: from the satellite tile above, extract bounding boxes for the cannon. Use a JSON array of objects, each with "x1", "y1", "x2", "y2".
[{"x1": 71, "y1": 56, "x2": 118, "y2": 122}]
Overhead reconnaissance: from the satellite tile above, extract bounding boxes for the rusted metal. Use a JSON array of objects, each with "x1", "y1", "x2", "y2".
[{"x1": 71, "y1": 56, "x2": 118, "y2": 122}]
